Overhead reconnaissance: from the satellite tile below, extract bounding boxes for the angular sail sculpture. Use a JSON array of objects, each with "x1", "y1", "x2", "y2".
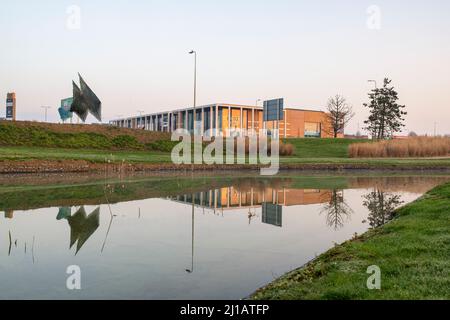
[
  {"x1": 70, "y1": 73, "x2": 102, "y2": 122},
  {"x1": 70, "y1": 81, "x2": 89, "y2": 121}
]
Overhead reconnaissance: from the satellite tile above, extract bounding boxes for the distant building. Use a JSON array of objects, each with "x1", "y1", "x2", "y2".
[
  {"x1": 6, "y1": 92, "x2": 16, "y2": 121},
  {"x1": 110, "y1": 103, "x2": 343, "y2": 138}
]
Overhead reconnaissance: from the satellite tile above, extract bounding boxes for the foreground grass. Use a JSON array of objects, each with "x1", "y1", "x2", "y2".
[{"x1": 252, "y1": 182, "x2": 450, "y2": 300}]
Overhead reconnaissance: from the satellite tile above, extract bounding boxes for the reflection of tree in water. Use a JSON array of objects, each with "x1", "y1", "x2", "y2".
[
  {"x1": 63, "y1": 207, "x2": 100, "y2": 254},
  {"x1": 362, "y1": 190, "x2": 403, "y2": 228},
  {"x1": 320, "y1": 190, "x2": 354, "y2": 230}
]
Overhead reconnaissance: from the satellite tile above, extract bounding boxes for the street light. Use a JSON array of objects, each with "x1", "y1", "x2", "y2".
[
  {"x1": 41, "y1": 106, "x2": 51, "y2": 122},
  {"x1": 256, "y1": 99, "x2": 261, "y2": 106},
  {"x1": 189, "y1": 50, "x2": 197, "y2": 135},
  {"x1": 368, "y1": 79, "x2": 377, "y2": 89}
]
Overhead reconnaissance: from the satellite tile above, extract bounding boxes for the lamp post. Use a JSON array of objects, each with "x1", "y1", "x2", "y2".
[
  {"x1": 189, "y1": 50, "x2": 197, "y2": 135},
  {"x1": 368, "y1": 79, "x2": 377, "y2": 89},
  {"x1": 41, "y1": 106, "x2": 51, "y2": 122}
]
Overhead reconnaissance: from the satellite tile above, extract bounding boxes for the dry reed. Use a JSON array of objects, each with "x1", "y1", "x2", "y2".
[{"x1": 348, "y1": 137, "x2": 450, "y2": 158}]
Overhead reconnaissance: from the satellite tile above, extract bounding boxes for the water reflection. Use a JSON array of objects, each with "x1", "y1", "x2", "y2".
[
  {"x1": 169, "y1": 187, "x2": 334, "y2": 228},
  {"x1": 1, "y1": 174, "x2": 449, "y2": 299},
  {"x1": 67, "y1": 207, "x2": 100, "y2": 254},
  {"x1": 320, "y1": 190, "x2": 354, "y2": 230},
  {"x1": 363, "y1": 190, "x2": 404, "y2": 228}
]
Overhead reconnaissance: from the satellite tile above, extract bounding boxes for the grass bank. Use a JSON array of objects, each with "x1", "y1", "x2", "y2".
[
  {"x1": 284, "y1": 138, "x2": 369, "y2": 158},
  {"x1": 1, "y1": 122, "x2": 449, "y2": 172},
  {"x1": 252, "y1": 182, "x2": 450, "y2": 300},
  {"x1": 1, "y1": 146, "x2": 450, "y2": 173},
  {"x1": 0, "y1": 120, "x2": 175, "y2": 152}
]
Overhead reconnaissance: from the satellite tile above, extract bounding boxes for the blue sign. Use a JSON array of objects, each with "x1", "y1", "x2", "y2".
[
  {"x1": 263, "y1": 98, "x2": 284, "y2": 121},
  {"x1": 58, "y1": 97, "x2": 73, "y2": 121}
]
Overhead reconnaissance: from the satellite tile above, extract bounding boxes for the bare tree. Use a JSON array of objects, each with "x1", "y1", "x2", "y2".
[{"x1": 325, "y1": 95, "x2": 354, "y2": 138}]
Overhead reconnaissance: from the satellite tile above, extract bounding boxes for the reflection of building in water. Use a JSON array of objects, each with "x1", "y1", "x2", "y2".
[
  {"x1": 170, "y1": 187, "x2": 332, "y2": 227},
  {"x1": 59, "y1": 207, "x2": 100, "y2": 254},
  {"x1": 171, "y1": 187, "x2": 332, "y2": 210}
]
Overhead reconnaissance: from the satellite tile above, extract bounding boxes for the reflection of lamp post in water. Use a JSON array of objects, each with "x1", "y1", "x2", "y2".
[{"x1": 186, "y1": 193, "x2": 195, "y2": 273}]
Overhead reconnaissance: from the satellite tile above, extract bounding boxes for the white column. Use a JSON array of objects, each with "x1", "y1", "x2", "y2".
[
  {"x1": 201, "y1": 107, "x2": 204, "y2": 136},
  {"x1": 215, "y1": 105, "x2": 219, "y2": 136},
  {"x1": 252, "y1": 108, "x2": 255, "y2": 134},
  {"x1": 210, "y1": 106, "x2": 213, "y2": 137},
  {"x1": 228, "y1": 106, "x2": 231, "y2": 137},
  {"x1": 240, "y1": 107, "x2": 243, "y2": 136}
]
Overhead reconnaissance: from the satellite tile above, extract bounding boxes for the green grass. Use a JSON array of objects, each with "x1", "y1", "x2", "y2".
[
  {"x1": 0, "y1": 122, "x2": 137, "y2": 149},
  {"x1": 284, "y1": 138, "x2": 369, "y2": 158},
  {"x1": 0, "y1": 121, "x2": 173, "y2": 152},
  {"x1": 0, "y1": 146, "x2": 173, "y2": 163},
  {"x1": 1, "y1": 146, "x2": 450, "y2": 169},
  {"x1": 0, "y1": 122, "x2": 449, "y2": 169},
  {"x1": 251, "y1": 182, "x2": 450, "y2": 300}
]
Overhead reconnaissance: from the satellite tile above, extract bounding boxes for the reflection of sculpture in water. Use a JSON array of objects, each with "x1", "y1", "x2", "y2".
[
  {"x1": 320, "y1": 190, "x2": 354, "y2": 230},
  {"x1": 58, "y1": 206, "x2": 100, "y2": 254},
  {"x1": 362, "y1": 190, "x2": 403, "y2": 228}
]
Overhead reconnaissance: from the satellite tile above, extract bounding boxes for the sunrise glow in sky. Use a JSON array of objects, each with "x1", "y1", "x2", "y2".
[{"x1": 1, "y1": 0, "x2": 449, "y2": 135}]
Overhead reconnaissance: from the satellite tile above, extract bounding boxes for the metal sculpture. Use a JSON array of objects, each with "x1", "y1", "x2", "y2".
[{"x1": 70, "y1": 73, "x2": 102, "y2": 122}]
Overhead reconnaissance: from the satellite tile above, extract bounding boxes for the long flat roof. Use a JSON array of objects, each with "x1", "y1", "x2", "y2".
[{"x1": 111, "y1": 104, "x2": 325, "y2": 121}]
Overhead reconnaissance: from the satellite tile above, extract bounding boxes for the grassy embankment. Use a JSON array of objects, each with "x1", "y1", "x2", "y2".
[
  {"x1": 0, "y1": 121, "x2": 449, "y2": 169},
  {"x1": 252, "y1": 182, "x2": 450, "y2": 300}
]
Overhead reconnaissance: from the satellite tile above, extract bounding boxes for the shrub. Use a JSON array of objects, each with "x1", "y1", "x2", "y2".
[{"x1": 280, "y1": 143, "x2": 294, "y2": 156}]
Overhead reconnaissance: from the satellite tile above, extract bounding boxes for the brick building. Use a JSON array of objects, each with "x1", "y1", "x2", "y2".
[{"x1": 110, "y1": 103, "x2": 341, "y2": 138}]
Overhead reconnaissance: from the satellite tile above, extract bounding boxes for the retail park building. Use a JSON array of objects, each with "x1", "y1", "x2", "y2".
[{"x1": 110, "y1": 103, "x2": 341, "y2": 138}]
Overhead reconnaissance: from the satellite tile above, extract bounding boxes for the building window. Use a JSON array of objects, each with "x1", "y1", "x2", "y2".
[{"x1": 304, "y1": 122, "x2": 321, "y2": 138}]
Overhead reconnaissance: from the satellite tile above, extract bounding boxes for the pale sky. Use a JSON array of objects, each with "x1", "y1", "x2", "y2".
[{"x1": 0, "y1": 0, "x2": 449, "y2": 135}]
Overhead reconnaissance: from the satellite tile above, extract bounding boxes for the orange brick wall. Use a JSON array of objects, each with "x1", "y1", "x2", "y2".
[{"x1": 279, "y1": 109, "x2": 338, "y2": 138}]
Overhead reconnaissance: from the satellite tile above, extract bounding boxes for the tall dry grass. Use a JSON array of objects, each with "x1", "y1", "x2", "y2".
[{"x1": 348, "y1": 137, "x2": 450, "y2": 158}]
